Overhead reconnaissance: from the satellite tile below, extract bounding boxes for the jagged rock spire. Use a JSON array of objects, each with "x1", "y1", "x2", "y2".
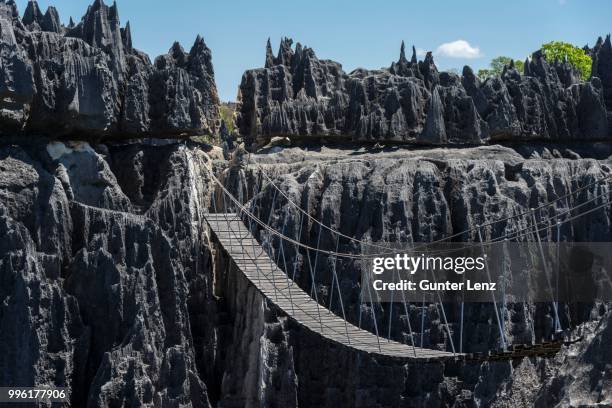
[
  {"x1": 78, "y1": 0, "x2": 127, "y2": 63},
  {"x1": 524, "y1": 58, "x2": 531, "y2": 76},
  {"x1": 277, "y1": 37, "x2": 293, "y2": 66},
  {"x1": 420, "y1": 86, "x2": 447, "y2": 144},
  {"x1": 399, "y1": 41, "x2": 407, "y2": 62},
  {"x1": 109, "y1": 0, "x2": 118, "y2": 20},
  {"x1": 265, "y1": 38, "x2": 274, "y2": 68},
  {"x1": 22, "y1": 0, "x2": 43, "y2": 26},
  {"x1": 411, "y1": 45, "x2": 418, "y2": 64},
  {"x1": 68, "y1": 16, "x2": 75, "y2": 28},
  {"x1": 41, "y1": 6, "x2": 60, "y2": 32},
  {"x1": 170, "y1": 41, "x2": 187, "y2": 66},
  {"x1": 121, "y1": 21, "x2": 132, "y2": 52}
]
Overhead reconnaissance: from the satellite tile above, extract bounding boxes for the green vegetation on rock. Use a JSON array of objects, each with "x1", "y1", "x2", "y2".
[
  {"x1": 541, "y1": 41, "x2": 592, "y2": 79},
  {"x1": 220, "y1": 104, "x2": 236, "y2": 134},
  {"x1": 478, "y1": 56, "x2": 524, "y2": 80}
]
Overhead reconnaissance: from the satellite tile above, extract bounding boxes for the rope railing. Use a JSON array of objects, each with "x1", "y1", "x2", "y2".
[
  {"x1": 213, "y1": 166, "x2": 611, "y2": 260},
  {"x1": 249, "y1": 154, "x2": 611, "y2": 255},
  {"x1": 207, "y1": 159, "x2": 610, "y2": 356}
]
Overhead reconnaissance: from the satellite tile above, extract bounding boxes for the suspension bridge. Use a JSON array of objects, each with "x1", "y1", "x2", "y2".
[{"x1": 205, "y1": 158, "x2": 611, "y2": 362}]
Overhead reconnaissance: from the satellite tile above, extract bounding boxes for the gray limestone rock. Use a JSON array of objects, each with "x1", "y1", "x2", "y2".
[
  {"x1": 0, "y1": 0, "x2": 220, "y2": 138},
  {"x1": 1, "y1": 140, "x2": 611, "y2": 407},
  {"x1": 238, "y1": 38, "x2": 611, "y2": 148}
]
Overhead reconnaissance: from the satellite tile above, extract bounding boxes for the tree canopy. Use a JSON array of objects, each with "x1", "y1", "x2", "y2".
[
  {"x1": 477, "y1": 56, "x2": 524, "y2": 80},
  {"x1": 541, "y1": 41, "x2": 592, "y2": 79}
]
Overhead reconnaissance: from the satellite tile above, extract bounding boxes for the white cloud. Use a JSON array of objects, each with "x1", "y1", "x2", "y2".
[
  {"x1": 435, "y1": 40, "x2": 482, "y2": 59},
  {"x1": 416, "y1": 48, "x2": 427, "y2": 57}
]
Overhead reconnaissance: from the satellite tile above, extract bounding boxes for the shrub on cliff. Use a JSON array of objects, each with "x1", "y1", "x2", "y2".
[
  {"x1": 542, "y1": 41, "x2": 592, "y2": 79},
  {"x1": 478, "y1": 56, "x2": 525, "y2": 79}
]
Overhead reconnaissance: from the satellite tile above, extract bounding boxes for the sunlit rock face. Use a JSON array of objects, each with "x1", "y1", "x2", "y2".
[
  {"x1": 0, "y1": 139, "x2": 611, "y2": 407},
  {"x1": 0, "y1": 0, "x2": 220, "y2": 138},
  {"x1": 237, "y1": 38, "x2": 611, "y2": 148}
]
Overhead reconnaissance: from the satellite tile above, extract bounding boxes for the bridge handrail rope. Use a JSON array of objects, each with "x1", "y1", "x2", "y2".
[
  {"x1": 209, "y1": 161, "x2": 610, "y2": 356},
  {"x1": 211, "y1": 167, "x2": 610, "y2": 261},
  {"x1": 211, "y1": 191, "x2": 362, "y2": 346},
  {"x1": 249, "y1": 155, "x2": 611, "y2": 255},
  {"x1": 486, "y1": 197, "x2": 610, "y2": 246},
  {"x1": 214, "y1": 169, "x2": 377, "y2": 348}
]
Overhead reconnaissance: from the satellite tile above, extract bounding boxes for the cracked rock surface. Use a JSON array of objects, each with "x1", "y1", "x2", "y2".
[
  {"x1": 0, "y1": 0, "x2": 220, "y2": 138},
  {"x1": 237, "y1": 38, "x2": 612, "y2": 148},
  {"x1": 0, "y1": 139, "x2": 611, "y2": 407}
]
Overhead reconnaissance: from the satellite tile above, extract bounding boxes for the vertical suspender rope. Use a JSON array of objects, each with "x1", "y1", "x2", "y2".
[
  {"x1": 276, "y1": 208, "x2": 295, "y2": 315},
  {"x1": 306, "y1": 247, "x2": 325, "y2": 334},
  {"x1": 328, "y1": 251, "x2": 336, "y2": 312},
  {"x1": 329, "y1": 234, "x2": 351, "y2": 343},
  {"x1": 530, "y1": 210, "x2": 560, "y2": 339},
  {"x1": 358, "y1": 282, "x2": 364, "y2": 329},
  {"x1": 397, "y1": 268, "x2": 417, "y2": 357},
  {"x1": 309, "y1": 223, "x2": 323, "y2": 297},
  {"x1": 459, "y1": 300, "x2": 464, "y2": 354},
  {"x1": 501, "y1": 238, "x2": 509, "y2": 342},
  {"x1": 555, "y1": 218, "x2": 561, "y2": 333},
  {"x1": 420, "y1": 296, "x2": 426, "y2": 348},
  {"x1": 328, "y1": 234, "x2": 339, "y2": 313},
  {"x1": 387, "y1": 266, "x2": 396, "y2": 342},
  {"x1": 362, "y1": 255, "x2": 382, "y2": 352},
  {"x1": 291, "y1": 210, "x2": 305, "y2": 284},
  {"x1": 429, "y1": 265, "x2": 456, "y2": 355},
  {"x1": 478, "y1": 227, "x2": 507, "y2": 352}
]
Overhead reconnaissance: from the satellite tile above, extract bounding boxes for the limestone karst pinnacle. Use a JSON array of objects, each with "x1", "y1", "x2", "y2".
[
  {"x1": 237, "y1": 36, "x2": 611, "y2": 148},
  {"x1": 0, "y1": 0, "x2": 220, "y2": 137}
]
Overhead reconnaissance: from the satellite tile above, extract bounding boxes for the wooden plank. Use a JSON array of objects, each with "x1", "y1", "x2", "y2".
[{"x1": 206, "y1": 213, "x2": 459, "y2": 361}]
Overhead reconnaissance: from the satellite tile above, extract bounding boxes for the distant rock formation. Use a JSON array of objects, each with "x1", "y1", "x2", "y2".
[
  {"x1": 0, "y1": 0, "x2": 220, "y2": 138},
  {"x1": 237, "y1": 37, "x2": 611, "y2": 148}
]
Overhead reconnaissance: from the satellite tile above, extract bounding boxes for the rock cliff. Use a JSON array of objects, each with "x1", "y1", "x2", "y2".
[
  {"x1": 4, "y1": 138, "x2": 610, "y2": 406},
  {"x1": 0, "y1": 0, "x2": 220, "y2": 138},
  {"x1": 237, "y1": 38, "x2": 612, "y2": 148}
]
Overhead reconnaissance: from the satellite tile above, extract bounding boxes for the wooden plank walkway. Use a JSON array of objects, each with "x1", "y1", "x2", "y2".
[{"x1": 205, "y1": 213, "x2": 459, "y2": 361}]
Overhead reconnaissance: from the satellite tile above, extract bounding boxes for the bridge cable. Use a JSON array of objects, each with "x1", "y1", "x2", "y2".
[
  {"x1": 250, "y1": 156, "x2": 611, "y2": 255},
  {"x1": 213, "y1": 190, "x2": 354, "y2": 345},
  {"x1": 478, "y1": 227, "x2": 507, "y2": 351},
  {"x1": 531, "y1": 210, "x2": 561, "y2": 338},
  {"x1": 209, "y1": 165, "x2": 610, "y2": 352},
  {"x1": 232, "y1": 167, "x2": 612, "y2": 259}
]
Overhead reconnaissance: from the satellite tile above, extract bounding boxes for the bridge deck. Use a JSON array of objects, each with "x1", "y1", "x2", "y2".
[{"x1": 205, "y1": 213, "x2": 458, "y2": 361}]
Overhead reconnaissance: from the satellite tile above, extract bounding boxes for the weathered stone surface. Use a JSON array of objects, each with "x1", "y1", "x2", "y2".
[
  {"x1": 237, "y1": 38, "x2": 611, "y2": 148},
  {"x1": 0, "y1": 0, "x2": 220, "y2": 138},
  {"x1": 590, "y1": 35, "x2": 612, "y2": 111},
  {"x1": 1, "y1": 139, "x2": 611, "y2": 407},
  {"x1": 225, "y1": 144, "x2": 612, "y2": 406},
  {"x1": 0, "y1": 142, "x2": 216, "y2": 406}
]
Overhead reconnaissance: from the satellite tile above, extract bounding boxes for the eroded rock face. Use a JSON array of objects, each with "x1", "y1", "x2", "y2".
[
  {"x1": 236, "y1": 145, "x2": 612, "y2": 406},
  {"x1": 1, "y1": 140, "x2": 611, "y2": 407},
  {"x1": 0, "y1": 142, "x2": 217, "y2": 406},
  {"x1": 0, "y1": 0, "x2": 220, "y2": 138},
  {"x1": 237, "y1": 38, "x2": 611, "y2": 148}
]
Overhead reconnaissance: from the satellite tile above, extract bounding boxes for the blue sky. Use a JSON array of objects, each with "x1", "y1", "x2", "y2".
[{"x1": 15, "y1": 0, "x2": 612, "y2": 102}]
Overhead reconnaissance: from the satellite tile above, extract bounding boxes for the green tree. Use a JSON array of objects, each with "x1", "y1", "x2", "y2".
[
  {"x1": 477, "y1": 56, "x2": 524, "y2": 80},
  {"x1": 219, "y1": 104, "x2": 236, "y2": 134},
  {"x1": 541, "y1": 41, "x2": 592, "y2": 79}
]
